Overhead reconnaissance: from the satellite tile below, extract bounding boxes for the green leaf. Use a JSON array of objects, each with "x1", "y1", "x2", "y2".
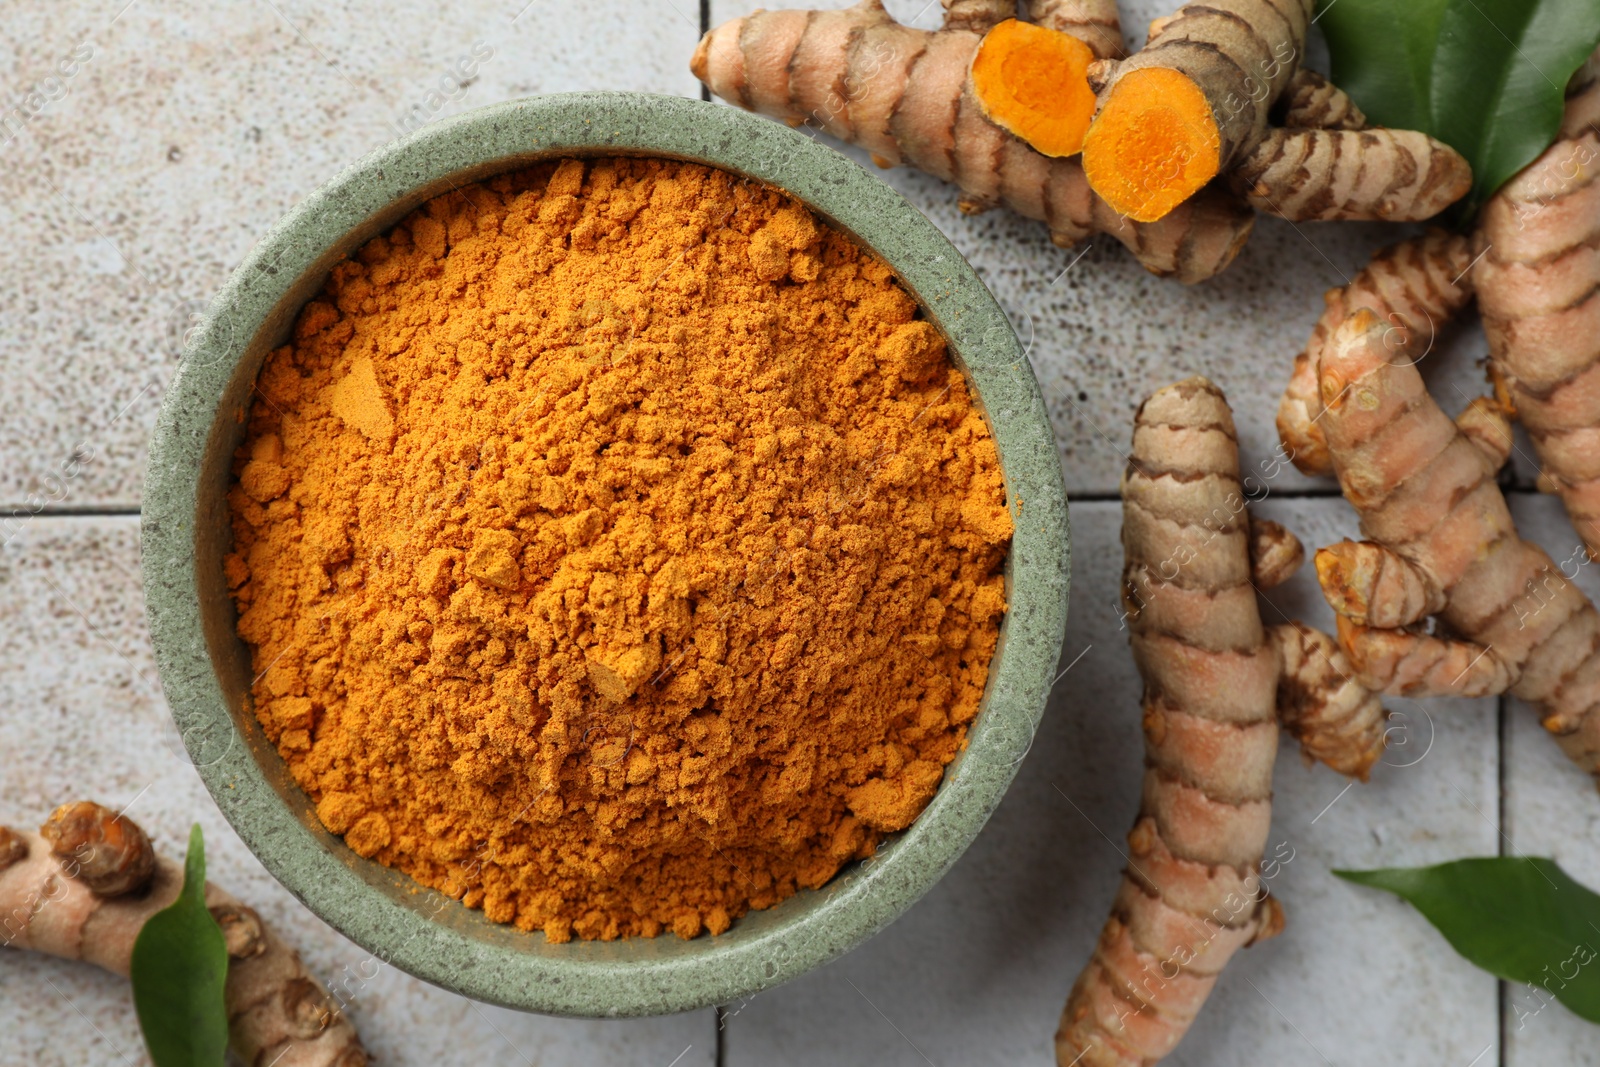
[
  {"x1": 1317, "y1": 0, "x2": 1447, "y2": 133},
  {"x1": 131, "y1": 825, "x2": 230, "y2": 1067},
  {"x1": 1317, "y1": 0, "x2": 1600, "y2": 220},
  {"x1": 1336, "y1": 857, "x2": 1600, "y2": 1024}
]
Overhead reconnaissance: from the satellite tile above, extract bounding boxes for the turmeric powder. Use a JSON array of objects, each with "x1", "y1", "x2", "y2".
[{"x1": 225, "y1": 156, "x2": 1012, "y2": 942}]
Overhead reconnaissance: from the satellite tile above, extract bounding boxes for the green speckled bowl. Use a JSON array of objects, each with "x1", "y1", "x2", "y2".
[{"x1": 142, "y1": 92, "x2": 1069, "y2": 1017}]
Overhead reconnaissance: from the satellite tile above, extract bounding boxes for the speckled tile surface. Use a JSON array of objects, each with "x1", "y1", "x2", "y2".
[
  {"x1": 4, "y1": 0, "x2": 1594, "y2": 1062},
  {"x1": 0, "y1": 0, "x2": 702, "y2": 510}
]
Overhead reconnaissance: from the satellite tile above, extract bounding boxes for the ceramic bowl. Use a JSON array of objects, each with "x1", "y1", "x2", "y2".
[{"x1": 142, "y1": 91, "x2": 1070, "y2": 1017}]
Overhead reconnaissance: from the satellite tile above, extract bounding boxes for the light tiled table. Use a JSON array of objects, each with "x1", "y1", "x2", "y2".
[{"x1": 0, "y1": 0, "x2": 1581, "y2": 1063}]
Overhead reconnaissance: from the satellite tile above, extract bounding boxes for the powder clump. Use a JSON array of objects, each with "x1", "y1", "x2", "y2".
[{"x1": 226, "y1": 157, "x2": 1012, "y2": 941}]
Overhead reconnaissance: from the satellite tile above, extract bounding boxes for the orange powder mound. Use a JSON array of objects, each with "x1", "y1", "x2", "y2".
[{"x1": 225, "y1": 157, "x2": 1012, "y2": 942}]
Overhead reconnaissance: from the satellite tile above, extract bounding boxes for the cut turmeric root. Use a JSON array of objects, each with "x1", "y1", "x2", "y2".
[
  {"x1": 695, "y1": 0, "x2": 1471, "y2": 278},
  {"x1": 970, "y1": 18, "x2": 1098, "y2": 158},
  {"x1": 1082, "y1": 66, "x2": 1223, "y2": 223},
  {"x1": 693, "y1": 0, "x2": 1257, "y2": 283},
  {"x1": 1083, "y1": 0, "x2": 1308, "y2": 222},
  {"x1": 1058, "y1": 378, "x2": 1385, "y2": 1067},
  {"x1": 1, "y1": 801, "x2": 368, "y2": 1067},
  {"x1": 1080, "y1": 0, "x2": 1469, "y2": 224}
]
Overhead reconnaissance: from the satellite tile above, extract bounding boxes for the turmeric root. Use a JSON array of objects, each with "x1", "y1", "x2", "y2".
[
  {"x1": 692, "y1": 0, "x2": 1257, "y2": 284},
  {"x1": 1029, "y1": 0, "x2": 1123, "y2": 60},
  {"x1": 1230, "y1": 127, "x2": 1477, "y2": 222},
  {"x1": 40, "y1": 799, "x2": 156, "y2": 897},
  {"x1": 1278, "y1": 69, "x2": 1365, "y2": 132},
  {"x1": 1271, "y1": 622, "x2": 1388, "y2": 780},
  {"x1": 1, "y1": 801, "x2": 368, "y2": 1067},
  {"x1": 1277, "y1": 230, "x2": 1477, "y2": 476},
  {"x1": 1081, "y1": 0, "x2": 1470, "y2": 224},
  {"x1": 1283, "y1": 50, "x2": 1600, "y2": 563},
  {"x1": 1058, "y1": 378, "x2": 1285, "y2": 1065},
  {"x1": 1247, "y1": 513, "x2": 1305, "y2": 588},
  {"x1": 970, "y1": 19, "x2": 1098, "y2": 157},
  {"x1": 695, "y1": 0, "x2": 1470, "y2": 280},
  {"x1": 1313, "y1": 310, "x2": 1600, "y2": 776},
  {"x1": 1477, "y1": 56, "x2": 1600, "y2": 561},
  {"x1": 1057, "y1": 378, "x2": 1385, "y2": 1066}
]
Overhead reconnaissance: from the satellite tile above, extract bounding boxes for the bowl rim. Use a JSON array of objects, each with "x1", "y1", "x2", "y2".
[{"x1": 142, "y1": 90, "x2": 1069, "y2": 1017}]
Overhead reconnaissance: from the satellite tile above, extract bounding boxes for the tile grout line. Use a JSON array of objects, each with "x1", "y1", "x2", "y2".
[
  {"x1": 1498, "y1": 691, "x2": 1510, "y2": 1067},
  {"x1": 6, "y1": 506, "x2": 142, "y2": 517}
]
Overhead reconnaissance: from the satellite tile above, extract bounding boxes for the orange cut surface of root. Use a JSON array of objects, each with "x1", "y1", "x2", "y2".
[
  {"x1": 970, "y1": 18, "x2": 1097, "y2": 158},
  {"x1": 1083, "y1": 67, "x2": 1222, "y2": 222}
]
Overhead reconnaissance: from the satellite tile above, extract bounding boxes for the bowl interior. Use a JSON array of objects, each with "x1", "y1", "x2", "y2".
[{"x1": 144, "y1": 92, "x2": 1069, "y2": 1017}]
